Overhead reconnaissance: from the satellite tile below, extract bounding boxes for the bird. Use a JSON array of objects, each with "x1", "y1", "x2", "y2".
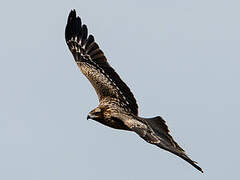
[{"x1": 65, "y1": 9, "x2": 203, "y2": 173}]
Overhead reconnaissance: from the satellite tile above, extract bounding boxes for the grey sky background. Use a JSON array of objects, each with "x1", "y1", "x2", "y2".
[{"x1": 0, "y1": 0, "x2": 239, "y2": 179}]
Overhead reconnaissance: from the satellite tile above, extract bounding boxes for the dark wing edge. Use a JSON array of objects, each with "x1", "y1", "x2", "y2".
[
  {"x1": 142, "y1": 116, "x2": 203, "y2": 173},
  {"x1": 65, "y1": 9, "x2": 138, "y2": 115}
]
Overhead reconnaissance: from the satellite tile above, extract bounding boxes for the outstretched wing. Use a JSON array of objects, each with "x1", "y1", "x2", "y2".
[
  {"x1": 113, "y1": 112, "x2": 203, "y2": 173},
  {"x1": 65, "y1": 10, "x2": 138, "y2": 115},
  {"x1": 142, "y1": 116, "x2": 203, "y2": 173}
]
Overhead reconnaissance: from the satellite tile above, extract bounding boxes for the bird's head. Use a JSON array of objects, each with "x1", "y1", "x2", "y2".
[{"x1": 87, "y1": 107, "x2": 104, "y2": 121}]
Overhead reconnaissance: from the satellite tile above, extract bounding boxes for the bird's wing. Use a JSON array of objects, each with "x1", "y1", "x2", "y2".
[
  {"x1": 65, "y1": 10, "x2": 138, "y2": 115},
  {"x1": 112, "y1": 112, "x2": 203, "y2": 173},
  {"x1": 141, "y1": 116, "x2": 203, "y2": 173}
]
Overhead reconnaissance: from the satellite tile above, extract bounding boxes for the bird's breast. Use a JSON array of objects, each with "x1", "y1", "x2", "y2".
[{"x1": 96, "y1": 117, "x2": 130, "y2": 131}]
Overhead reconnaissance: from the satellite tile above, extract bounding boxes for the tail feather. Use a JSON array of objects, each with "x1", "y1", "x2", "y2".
[{"x1": 143, "y1": 116, "x2": 203, "y2": 173}]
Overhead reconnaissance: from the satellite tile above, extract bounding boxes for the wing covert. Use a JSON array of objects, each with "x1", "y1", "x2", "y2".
[{"x1": 65, "y1": 10, "x2": 138, "y2": 115}]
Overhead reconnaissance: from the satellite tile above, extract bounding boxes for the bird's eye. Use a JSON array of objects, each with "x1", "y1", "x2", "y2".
[{"x1": 94, "y1": 111, "x2": 101, "y2": 115}]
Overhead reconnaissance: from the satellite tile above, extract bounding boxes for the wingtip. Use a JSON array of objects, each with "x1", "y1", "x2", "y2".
[
  {"x1": 69, "y1": 9, "x2": 76, "y2": 17},
  {"x1": 67, "y1": 9, "x2": 77, "y2": 25},
  {"x1": 191, "y1": 159, "x2": 204, "y2": 173},
  {"x1": 195, "y1": 165, "x2": 204, "y2": 173},
  {"x1": 185, "y1": 156, "x2": 203, "y2": 173},
  {"x1": 65, "y1": 9, "x2": 82, "y2": 42}
]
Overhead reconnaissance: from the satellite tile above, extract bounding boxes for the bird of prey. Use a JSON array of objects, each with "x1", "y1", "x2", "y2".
[{"x1": 65, "y1": 9, "x2": 203, "y2": 173}]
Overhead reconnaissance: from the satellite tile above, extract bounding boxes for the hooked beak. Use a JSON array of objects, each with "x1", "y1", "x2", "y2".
[
  {"x1": 87, "y1": 114, "x2": 96, "y2": 120},
  {"x1": 87, "y1": 112, "x2": 100, "y2": 120}
]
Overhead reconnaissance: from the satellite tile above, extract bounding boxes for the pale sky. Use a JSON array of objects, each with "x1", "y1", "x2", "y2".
[{"x1": 1, "y1": 0, "x2": 240, "y2": 179}]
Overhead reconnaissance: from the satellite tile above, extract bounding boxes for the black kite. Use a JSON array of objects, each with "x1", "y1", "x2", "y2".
[{"x1": 65, "y1": 10, "x2": 203, "y2": 173}]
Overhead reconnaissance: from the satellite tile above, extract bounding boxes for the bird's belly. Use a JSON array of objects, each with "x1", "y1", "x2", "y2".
[{"x1": 97, "y1": 118, "x2": 130, "y2": 131}]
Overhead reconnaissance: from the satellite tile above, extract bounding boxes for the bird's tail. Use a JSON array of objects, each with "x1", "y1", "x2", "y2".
[{"x1": 142, "y1": 116, "x2": 203, "y2": 173}]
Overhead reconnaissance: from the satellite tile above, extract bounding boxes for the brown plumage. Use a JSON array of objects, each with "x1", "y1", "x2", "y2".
[{"x1": 65, "y1": 9, "x2": 203, "y2": 173}]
